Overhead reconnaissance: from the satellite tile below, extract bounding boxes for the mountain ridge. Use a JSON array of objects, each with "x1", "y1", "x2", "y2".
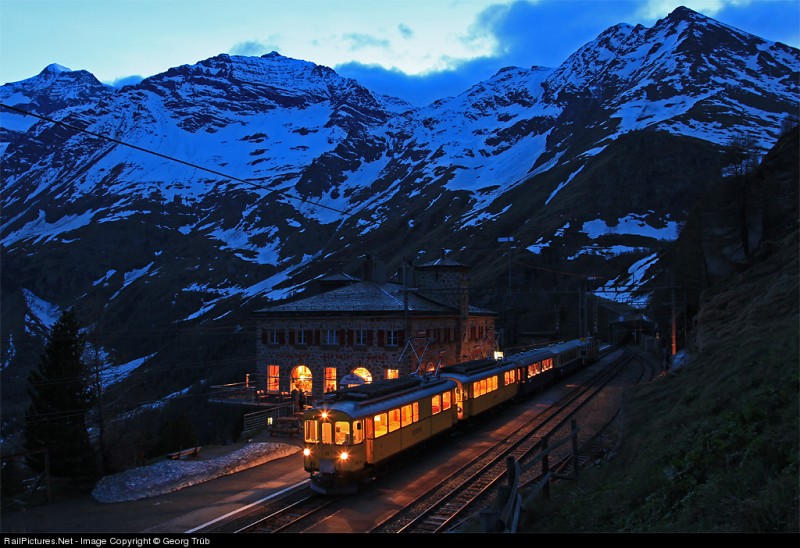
[{"x1": 1, "y1": 6, "x2": 798, "y2": 450}]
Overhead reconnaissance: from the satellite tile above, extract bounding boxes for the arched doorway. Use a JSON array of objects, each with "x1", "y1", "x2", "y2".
[
  {"x1": 291, "y1": 364, "x2": 312, "y2": 393},
  {"x1": 352, "y1": 367, "x2": 372, "y2": 384}
]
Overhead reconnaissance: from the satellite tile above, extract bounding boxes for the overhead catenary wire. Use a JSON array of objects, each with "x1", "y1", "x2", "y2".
[
  {"x1": 0, "y1": 101, "x2": 357, "y2": 328},
  {"x1": 0, "y1": 102, "x2": 351, "y2": 217}
]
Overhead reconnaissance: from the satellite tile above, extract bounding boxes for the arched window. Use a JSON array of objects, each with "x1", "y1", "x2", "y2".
[
  {"x1": 352, "y1": 366, "x2": 372, "y2": 384},
  {"x1": 291, "y1": 364, "x2": 312, "y2": 393}
]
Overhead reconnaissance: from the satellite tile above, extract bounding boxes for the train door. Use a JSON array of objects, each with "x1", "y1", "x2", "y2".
[{"x1": 454, "y1": 383, "x2": 465, "y2": 420}]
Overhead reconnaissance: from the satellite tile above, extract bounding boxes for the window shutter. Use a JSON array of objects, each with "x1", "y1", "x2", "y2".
[
  {"x1": 289, "y1": 331, "x2": 295, "y2": 345},
  {"x1": 378, "y1": 330, "x2": 385, "y2": 345},
  {"x1": 261, "y1": 330, "x2": 269, "y2": 345}
]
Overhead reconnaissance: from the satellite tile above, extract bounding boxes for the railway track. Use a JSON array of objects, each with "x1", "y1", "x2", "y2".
[
  {"x1": 208, "y1": 346, "x2": 651, "y2": 534},
  {"x1": 205, "y1": 485, "x2": 344, "y2": 533},
  {"x1": 370, "y1": 349, "x2": 636, "y2": 533}
]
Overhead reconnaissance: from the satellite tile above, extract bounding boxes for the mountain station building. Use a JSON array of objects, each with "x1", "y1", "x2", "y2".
[{"x1": 252, "y1": 254, "x2": 497, "y2": 402}]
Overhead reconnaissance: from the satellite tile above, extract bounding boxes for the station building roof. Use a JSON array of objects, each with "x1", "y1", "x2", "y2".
[{"x1": 254, "y1": 280, "x2": 494, "y2": 317}]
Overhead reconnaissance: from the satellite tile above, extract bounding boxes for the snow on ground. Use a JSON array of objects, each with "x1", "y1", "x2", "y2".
[{"x1": 91, "y1": 442, "x2": 301, "y2": 503}]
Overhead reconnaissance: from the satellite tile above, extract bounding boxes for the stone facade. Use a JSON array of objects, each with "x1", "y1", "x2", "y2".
[{"x1": 253, "y1": 255, "x2": 496, "y2": 401}]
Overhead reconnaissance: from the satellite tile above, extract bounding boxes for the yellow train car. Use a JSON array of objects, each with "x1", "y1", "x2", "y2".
[
  {"x1": 302, "y1": 375, "x2": 458, "y2": 494},
  {"x1": 437, "y1": 357, "x2": 519, "y2": 421}
]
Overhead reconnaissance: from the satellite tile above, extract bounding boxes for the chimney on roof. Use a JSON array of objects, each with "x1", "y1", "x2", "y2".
[{"x1": 363, "y1": 255, "x2": 386, "y2": 283}]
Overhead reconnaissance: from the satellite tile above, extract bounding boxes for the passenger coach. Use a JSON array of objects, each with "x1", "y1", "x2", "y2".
[
  {"x1": 302, "y1": 375, "x2": 458, "y2": 494},
  {"x1": 437, "y1": 358, "x2": 519, "y2": 421},
  {"x1": 302, "y1": 336, "x2": 601, "y2": 495}
]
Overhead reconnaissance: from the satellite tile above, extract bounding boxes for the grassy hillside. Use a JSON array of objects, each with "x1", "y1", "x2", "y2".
[{"x1": 519, "y1": 225, "x2": 799, "y2": 532}]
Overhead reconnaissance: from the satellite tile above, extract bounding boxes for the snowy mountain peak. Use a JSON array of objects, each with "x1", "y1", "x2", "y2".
[
  {"x1": 41, "y1": 63, "x2": 72, "y2": 76},
  {"x1": 0, "y1": 7, "x2": 797, "y2": 415}
]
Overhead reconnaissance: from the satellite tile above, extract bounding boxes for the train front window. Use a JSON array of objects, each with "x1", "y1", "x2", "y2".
[
  {"x1": 321, "y1": 421, "x2": 333, "y2": 444},
  {"x1": 334, "y1": 421, "x2": 351, "y2": 445},
  {"x1": 304, "y1": 420, "x2": 319, "y2": 443}
]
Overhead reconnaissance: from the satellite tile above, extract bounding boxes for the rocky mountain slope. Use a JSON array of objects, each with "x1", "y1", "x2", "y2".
[
  {"x1": 1, "y1": 7, "x2": 798, "y2": 448},
  {"x1": 517, "y1": 127, "x2": 799, "y2": 533}
]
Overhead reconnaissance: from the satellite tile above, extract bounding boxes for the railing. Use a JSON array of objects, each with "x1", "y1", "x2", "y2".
[
  {"x1": 242, "y1": 404, "x2": 296, "y2": 436},
  {"x1": 208, "y1": 382, "x2": 256, "y2": 402},
  {"x1": 208, "y1": 383, "x2": 293, "y2": 405},
  {"x1": 480, "y1": 420, "x2": 580, "y2": 532}
]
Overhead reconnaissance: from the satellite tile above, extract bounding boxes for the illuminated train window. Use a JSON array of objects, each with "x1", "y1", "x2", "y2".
[
  {"x1": 321, "y1": 421, "x2": 333, "y2": 444},
  {"x1": 432, "y1": 395, "x2": 441, "y2": 414},
  {"x1": 443, "y1": 391, "x2": 452, "y2": 410},
  {"x1": 334, "y1": 421, "x2": 350, "y2": 445},
  {"x1": 388, "y1": 408, "x2": 401, "y2": 432},
  {"x1": 373, "y1": 413, "x2": 387, "y2": 437},
  {"x1": 401, "y1": 403, "x2": 419, "y2": 426},
  {"x1": 304, "y1": 421, "x2": 319, "y2": 443}
]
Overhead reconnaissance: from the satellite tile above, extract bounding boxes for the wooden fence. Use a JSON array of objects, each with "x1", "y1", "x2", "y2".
[{"x1": 480, "y1": 420, "x2": 580, "y2": 532}]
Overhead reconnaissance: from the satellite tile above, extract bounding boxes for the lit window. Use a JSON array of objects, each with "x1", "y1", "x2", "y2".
[
  {"x1": 324, "y1": 367, "x2": 337, "y2": 393},
  {"x1": 388, "y1": 408, "x2": 401, "y2": 432},
  {"x1": 321, "y1": 421, "x2": 333, "y2": 444},
  {"x1": 374, "y1": 413, "x2": 388, "y2": 437},
  {"x1": 267, "y1": 365, "x2": 280, "y2": 392},
  {"x1": 432, "y1": 394, "x2": 441, "y2": 415},
  {"x1": 334, "y1": 421, "x2": 350, "y2": 445},
  {"x1": 304, "y1": 420, "x2": 318, "y2": 443},
  {"x1": 401, "y1": 404, "x2": 414, "y2": 426}
]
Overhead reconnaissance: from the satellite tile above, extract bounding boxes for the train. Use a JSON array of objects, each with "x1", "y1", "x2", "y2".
[{"x1": 301, "y1": 336, "x2": 601, "y2": 494}]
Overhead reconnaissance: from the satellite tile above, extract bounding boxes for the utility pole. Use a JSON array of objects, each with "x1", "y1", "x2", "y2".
[
  {"x1": 498, "y1": 237, "x2": 514, "y2": 291},
  {"x1": 498, "y1": 236, "x2": 514, "y2": 346},
  {"x1": 671, "y1": 275, "x2": 677, "y2": 356}
]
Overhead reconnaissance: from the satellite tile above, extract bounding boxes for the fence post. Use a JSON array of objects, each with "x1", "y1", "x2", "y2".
[
  {"x1": 541, "y1": 435, "x2": 550, "y2": 499},
  {"x1": 570, "y1": 419, "x2": 580, "y2": 478}
]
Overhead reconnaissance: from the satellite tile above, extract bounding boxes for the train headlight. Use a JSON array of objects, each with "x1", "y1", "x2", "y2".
[
  {"x1": 303, "y1": 448, "x2": 311, "y2": 457},
  {"x1": 339, "y1": 451, "x2": 349, "y2": 461}
]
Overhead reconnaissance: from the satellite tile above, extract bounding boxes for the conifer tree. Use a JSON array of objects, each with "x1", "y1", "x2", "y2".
[{"x1": 25, "y1": 309, "x2": 98, "y2": 481}]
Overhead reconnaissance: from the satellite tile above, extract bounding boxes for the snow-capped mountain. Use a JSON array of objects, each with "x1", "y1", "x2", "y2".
[{"x1": 1, "y1": 7, "x2": 798, "y2": 417}]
